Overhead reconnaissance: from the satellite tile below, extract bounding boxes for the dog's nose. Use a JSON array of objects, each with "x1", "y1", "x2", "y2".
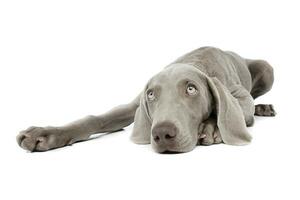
[{"x1": 152, "y1": 122, "x2": 178, "y2": 144}]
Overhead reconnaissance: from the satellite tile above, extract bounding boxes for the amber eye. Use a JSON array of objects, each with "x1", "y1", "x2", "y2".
[
  {"x1": 147, "y1": 90, "x2": 155, "y2": 101},
  {"x1": 186, "y1": 84, "x2": 197, "y2": 95}
]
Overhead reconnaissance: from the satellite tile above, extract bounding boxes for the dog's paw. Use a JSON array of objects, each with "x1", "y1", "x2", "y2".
[
  {"x1": 255, "y1": 104, "x2": 276, "y2": 116},
  {"x1": 198, "y1": 118, "x2": 223, "y2": 145},
  {"x1": 17, "y1": 126, "x2": 70, "y2": 152}
]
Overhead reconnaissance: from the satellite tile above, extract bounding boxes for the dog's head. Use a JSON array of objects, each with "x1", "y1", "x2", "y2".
[{"x1": 131, "y1": 64, "x2": 251, "y2": 153}]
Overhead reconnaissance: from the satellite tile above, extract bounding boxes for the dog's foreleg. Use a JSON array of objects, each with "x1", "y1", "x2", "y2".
[{"x1": 17, "y1": 95, "x2": 140, "y2": 152}]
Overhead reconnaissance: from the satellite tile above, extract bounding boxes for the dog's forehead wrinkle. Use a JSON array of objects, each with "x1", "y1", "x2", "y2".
[
  {"x1": 149, "y1": 65, "x2": 201, "y2": 88},
  {"x1": 165, "y1": 64, "x2": 199, "y2": 78}
]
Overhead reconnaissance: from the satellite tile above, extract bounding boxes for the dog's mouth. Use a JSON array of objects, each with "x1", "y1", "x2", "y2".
[
  {"x1": 153, "y1": 139, "x2": 197, "y2": 154},
  {"x1": 159, "y1": 150, "x2": 186, "y2": 154}
]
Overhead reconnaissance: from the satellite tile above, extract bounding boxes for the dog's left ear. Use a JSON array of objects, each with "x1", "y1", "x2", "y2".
[
  {"x1": 206, "y1": 76, "x2": 252, "y2": 145},
  {"x1": 130, "y1": 93, "x2": 152, "y2": 144}
]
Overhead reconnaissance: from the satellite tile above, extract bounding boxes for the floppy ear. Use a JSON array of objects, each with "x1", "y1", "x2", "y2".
[
  {"x1": 206, "y1": 77, "x2": 252, "y2": 145},
  {"x1": 130, "y1": 94, "x2": 152, "y2": 144}
]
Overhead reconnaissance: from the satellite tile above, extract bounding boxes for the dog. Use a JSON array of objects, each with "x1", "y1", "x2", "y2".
[{"x1": 17, "y1": 47, "x2": 276, "y2": 153}]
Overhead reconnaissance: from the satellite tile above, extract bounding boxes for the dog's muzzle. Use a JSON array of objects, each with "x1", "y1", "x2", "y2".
[{"x1": 152, "y1": 121, "x2": 179, "y2": 151}]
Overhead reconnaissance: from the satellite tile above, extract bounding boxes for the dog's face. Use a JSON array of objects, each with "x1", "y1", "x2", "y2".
[
  {"x1": 131, "y1": 64, "x2": 252, "y2": 153},
  {"x1": 145, "y1": 65, "x2": 212, "y2": 152}
]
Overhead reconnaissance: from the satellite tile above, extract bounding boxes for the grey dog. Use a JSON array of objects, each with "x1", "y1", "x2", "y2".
[{"x1": 17, "y1": 47, "x2": 276, "y2": 153}]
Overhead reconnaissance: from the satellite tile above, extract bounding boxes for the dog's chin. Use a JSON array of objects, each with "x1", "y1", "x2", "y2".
[{"x1": 152, "y1": 142, "x2": 196, "y2": 154}]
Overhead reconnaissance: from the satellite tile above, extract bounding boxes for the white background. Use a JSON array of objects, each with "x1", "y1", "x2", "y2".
[{"x1": 1, "y1": 0, "x2": 299, "y2": 200}]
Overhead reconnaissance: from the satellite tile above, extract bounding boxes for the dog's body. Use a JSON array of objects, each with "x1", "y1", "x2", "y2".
[{"x1": 17, "y1": 47, "x2": 275, "y2": 153}]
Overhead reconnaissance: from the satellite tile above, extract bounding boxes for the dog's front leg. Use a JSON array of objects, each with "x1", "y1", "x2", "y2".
[
  {"x1": 17, "y1": 95, "x2": 140, "y2": 152},
  {"x1": 198, "y1": 117, "x2": 223, "y2": 146}
]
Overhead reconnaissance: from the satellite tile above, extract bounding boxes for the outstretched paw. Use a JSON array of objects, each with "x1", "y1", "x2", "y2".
[
  {"x1": 198, "y1": 118, "x2": 223, "y2": 145},
  {"x1": 17, "y1": 126, "x2": 71, "y2": 152},
  {"x1": 255, "y1": 104, "x2": 276, "y2": 116}
]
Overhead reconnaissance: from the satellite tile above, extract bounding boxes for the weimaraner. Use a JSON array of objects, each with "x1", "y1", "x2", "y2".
[{"x1": 17, "y1": 47, "x2": 276, "y2": 153}]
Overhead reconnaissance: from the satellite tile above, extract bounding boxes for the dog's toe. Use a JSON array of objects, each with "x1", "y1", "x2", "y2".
[
  {"x1": 255, "y1": 104, "x2": 276, "y2": 116},
  {"x1": 17, "y1": 126, "x2": 68, "y2": 152}
]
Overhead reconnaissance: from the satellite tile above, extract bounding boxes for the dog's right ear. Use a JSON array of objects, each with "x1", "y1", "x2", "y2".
[{"x1": 130, "y1": 92, "x2": 152, "y2": 144}]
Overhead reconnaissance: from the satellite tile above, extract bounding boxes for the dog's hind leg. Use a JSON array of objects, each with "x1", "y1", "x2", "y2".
[
  {"x1": 247, "y1": 59, "x2": 274, "y2": 99},
  {"x1": 246, "y1": 59, "x2": 276, "y2": 116}
]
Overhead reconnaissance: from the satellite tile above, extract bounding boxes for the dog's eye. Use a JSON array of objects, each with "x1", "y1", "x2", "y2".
[
  {"x1": 186, "y1": 84, "x2": 197, "y2": 95},
  {"x1": 147, "y1": 90, "x2": 155, "y2": 101}
]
